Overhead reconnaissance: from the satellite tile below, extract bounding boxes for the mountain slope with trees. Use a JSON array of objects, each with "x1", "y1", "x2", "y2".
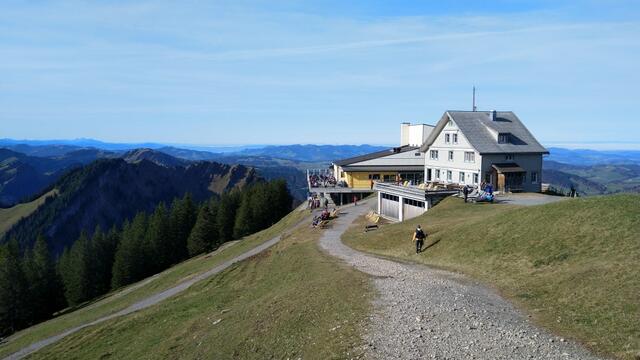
[
  {"x1": 0, "y1": 180, "x2": 292, "y2": 337},
  {"x1": 2, "y1": 158, "x2": 258, "y2": 255}
]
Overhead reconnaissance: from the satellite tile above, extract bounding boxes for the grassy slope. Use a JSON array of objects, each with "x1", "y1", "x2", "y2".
[
  {"x1": 0, "y1": 206, "x2": 311, "y2": 358},
  {"x1": 0, "y1": 190, "x2": 56, "y2": 237},
  {"x1": 25, "y1": 215, "x2": 371, "y2": 359},
  {"x1": 344, "y1": 195, "x2": 640, "y2": 359}
]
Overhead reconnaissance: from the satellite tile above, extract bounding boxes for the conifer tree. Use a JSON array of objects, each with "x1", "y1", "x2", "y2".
[
  {"x1": 111, "y1": 213, "x2": 149, "y2": 289},
  {"x1": 168, "y1": 193, "x2": 197, "y2": 264},
  {"x1": 217, "y1": 191, "x2": 241, "y2": 241},
  {"x1": 146, "y1": 202, "x2": 171, "y2": 272},
  {"x1": 23, "y1": 235, "x2": 63, "y2": 323},
  {"x1": 0, "y1": 239, "x2": 30, "y2": 336},
  {"x1": 91, "y1": 226, "x2": 119, "y2": 296},
  {"x1": 188, "y1": 203, "x2": 219, "y2": 256},
  {"x1": 58, "y1": 232, "x2": 93, "y2": 306}
]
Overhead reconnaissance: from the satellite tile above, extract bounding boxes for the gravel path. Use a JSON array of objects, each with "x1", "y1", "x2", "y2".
[
  {"x1": 4, "y1": 210, "x2": 311, "y2": 360},
  {"x1": 319, "y1": 200, "x2": 603, "y2": 360}
]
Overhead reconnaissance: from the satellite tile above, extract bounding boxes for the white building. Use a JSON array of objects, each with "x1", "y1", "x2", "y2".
[
  {"x1": 421, "y1": 110, "x2": 548, "y2": 193},
  {"x1": 375, "y1": 110, "x2": 548, "y2": 222}
]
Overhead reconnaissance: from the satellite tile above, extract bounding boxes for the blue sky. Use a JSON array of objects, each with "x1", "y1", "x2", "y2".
[{"x1": 1, "y1": 1, "x2": 639, "y2": 148}]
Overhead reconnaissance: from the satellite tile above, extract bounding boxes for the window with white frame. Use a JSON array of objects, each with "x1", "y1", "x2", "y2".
[
  {"x1": 459, "y1": 172, "x2": 465, "y2": 183},
  {"x1": 531, "y1": 171, "x2": 538, "y2": 184},
  {"x1": 447, "y1": 170, "x2": 452, "y2": 181},
  {"x1": 445, "y1": 133, "x2": 450, "y2": 144},
  {"x1": 447, "y1": 120, "x2": 453, "y2": 127},
  {"x1": 453, "y1": 133, "x2": 458, "y2": 144},
  {"x1": 505, "y1": 153, "x2": 514, "y2": 161},
  {"x1": 430, "y1": 150, "x2": 439, "y2": 160},
  {"x1": 464, "y1": 151, "x2": 475, "y2": 163},
  {"x1": 435, "y1": 169, "x2": 440, "y2": 179},
  {"x1": 448, "y1": 151, "x2": 454, "y2": 161},
  {"x1": 473, "y1": 173, "x2": 479, "y2": 184}
]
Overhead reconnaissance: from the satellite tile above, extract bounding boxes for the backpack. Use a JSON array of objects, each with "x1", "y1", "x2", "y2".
[{"x1": 415, "y1": 229, "x2": 426, "y2": 240}]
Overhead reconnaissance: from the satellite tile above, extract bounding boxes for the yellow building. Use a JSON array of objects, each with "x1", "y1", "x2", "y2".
[{"x1": 333, "y1": 145, "x2": 427, "y2": 189}]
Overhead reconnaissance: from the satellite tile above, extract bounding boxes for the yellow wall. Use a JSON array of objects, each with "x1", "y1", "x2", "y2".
[{"x1": 345, "y1": 172, "x2": 397, "y2": 188}]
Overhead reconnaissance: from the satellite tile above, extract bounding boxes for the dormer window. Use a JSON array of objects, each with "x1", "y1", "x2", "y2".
[{"x1": 498, "y1": 133, "x2": 510, "y2": 144}]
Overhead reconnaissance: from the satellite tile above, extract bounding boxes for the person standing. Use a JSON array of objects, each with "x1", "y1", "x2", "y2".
[
  {"x1": 412, "y1": 225, "x2": 427, "y2": 254},
  {"x1": 353, "y1": 195, "x2": 358, "y2": 206},
  {"x1": 370, "y1": 179, "x2": 374, "y2": 190},
  {"x1": 463, "y1": 185, "x2": 470, "y2": 203}
]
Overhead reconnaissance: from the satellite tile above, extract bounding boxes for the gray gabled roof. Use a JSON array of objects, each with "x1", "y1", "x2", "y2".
[
  {"x1": 333, "y1": 145, "x2": 418, "y2": 166},
  {"x1": 419, "y1": 111, "x2": 549, "y2": 154}
]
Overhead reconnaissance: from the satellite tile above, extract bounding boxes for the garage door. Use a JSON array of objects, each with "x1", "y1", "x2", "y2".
[
  {"x1": 380, "y1": 193, "x2": 399, "y2": 220},
  {"x1": 403, "y1": 198, "x2": 425, "y2": 220}
]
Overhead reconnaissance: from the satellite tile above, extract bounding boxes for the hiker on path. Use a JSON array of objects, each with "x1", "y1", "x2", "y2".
[{"x1": 412, "y1": 225, "x2": 427, "y2": 254}]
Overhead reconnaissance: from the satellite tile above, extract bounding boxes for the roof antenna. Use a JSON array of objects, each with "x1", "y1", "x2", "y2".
[{"x1": 472, "y1": 86, "x2": 477, "y2": 112}]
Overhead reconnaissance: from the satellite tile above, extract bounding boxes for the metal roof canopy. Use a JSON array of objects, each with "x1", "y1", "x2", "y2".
[{"x1": 492, "y1": 163, "x2": 525, "y2": 173}]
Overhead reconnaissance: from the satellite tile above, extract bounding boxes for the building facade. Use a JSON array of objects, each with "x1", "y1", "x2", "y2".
[
  {"x1": 332, "y1": 123, "x2": 434, "y2": 189},
  {"x1": 421, "y1": 110, "x2": 548, "y2": 193}
]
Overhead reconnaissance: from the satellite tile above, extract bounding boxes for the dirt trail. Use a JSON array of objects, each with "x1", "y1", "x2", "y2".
[
  {"x1": 319, "y1": 200, "x2": 602, "y2": 360},
  {"x1": 3, "y1": 210, "x2": 312, "y2": 360}
]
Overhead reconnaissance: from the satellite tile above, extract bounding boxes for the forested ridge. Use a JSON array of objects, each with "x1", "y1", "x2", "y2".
[{"x1": 0, "y1": 180, "x2": 292, "y2": 337}]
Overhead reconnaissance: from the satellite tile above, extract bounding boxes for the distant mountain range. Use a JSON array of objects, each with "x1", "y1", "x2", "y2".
[
  {"x1": 2, "y1": 138, "x2": 639, "y2": 202},
  {"x1": 546, "y1": 147, "x2": 640, "y2": 166}
]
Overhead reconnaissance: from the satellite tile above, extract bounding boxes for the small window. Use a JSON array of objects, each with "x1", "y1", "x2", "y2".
[
  {"x1": 459, "y1": 172, "x2": 465, "y2": 183},
  {"x1": 531, "y1": 171, "x2": 538, "y2": 184},
  {"x1": 368, "y1": 174, "x2": 380, "y2": 180},
  {"x1": 414, "y1": 152, "x2": 421, "y2": 156},
  {"x1": 473, "y1": 173, "x2": 479, "y2": 184},
  {"x1": 505, "y1": 154, "x2": 514, "y2": 161},
  {"x1": 447, "y1": 120, "x2": 453, "y2": 127},
  {"x1": 464, "y1": 152, "x2": 475, "y2": 163},
  {"x1": 445, "y1": 134, "x2": 450, "y2": 144},
  {"x1": 430, "y1": 150, "x2": 439, "y2": 160},
  {"x1": 448, "y1": 151, "x2": 454, "y2": 161},
  {"x1": 453, "y1": 133, "x2": 458, "y2": 144},
  {"x1": 498, "y1": 133, "x2": 510, "y2": 144},
  {"x1": 447, "y1": 170, "x2": 452, "y2": 181},
  {"x1": 435, "y1": 169, "x2": 440, "y2": 179}
]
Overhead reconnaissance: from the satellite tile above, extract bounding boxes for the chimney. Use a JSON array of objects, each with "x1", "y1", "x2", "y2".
[
  {"x1": 490, "y1": 110, "x2": 497, "y2": 121},
  {"x1": 400, "y1": 122, "x2": 410, "y2": 146}
]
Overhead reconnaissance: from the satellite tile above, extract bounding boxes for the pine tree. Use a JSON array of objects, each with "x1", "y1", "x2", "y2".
[
  {"x1": 233, "y1": 188, "x2": 255, "y2": 239},
  {"x1": 91, "y1": 226, "x2": 119, "y2": 296},
  {"x1": 146, "y1": 202, "x2": 171, "y2": 272},
  {"x1": 217, "y1": 191, "x2": 241, "y2": 241},
  {"x1": 168, "y1": 193, "x2": 197, "y2": 264},
  {"x1": 111, "y1": 213, "x2": 149, "y2": 289},
  {"x1": 58, "y1": 232, "x2": 93, "y2": 306},
  {"x1": 188, "y1": 203, "x2": 219, "y2": 256},
  {"x1": 0, "y1": 239, "x2": 30, "y2": 336},
  {"x1": 23, "y1": 235, "x2": 63, "y2": 323}
]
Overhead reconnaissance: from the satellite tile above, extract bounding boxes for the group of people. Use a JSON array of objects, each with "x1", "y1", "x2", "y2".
[
  {"x1": 307, "y1": 194, "x2": 329, "y2": 210},
  {"x1": 308, "y1": 173, "x2": 337, "y2": 188},
  {"x1": 311, "y1": 208, "x2": 333, "y2": 228},
  {"x1": 461, "y1": 182, "x2": 495, "y2": 203}
]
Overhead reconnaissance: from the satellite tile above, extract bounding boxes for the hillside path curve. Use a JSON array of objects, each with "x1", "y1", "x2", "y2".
[
  {"x1": 3, "y1": 210, "x2": 312, "y2": 360},
  {"x1": 319, "y1": 199, "x2": 603, "y2": 360}
]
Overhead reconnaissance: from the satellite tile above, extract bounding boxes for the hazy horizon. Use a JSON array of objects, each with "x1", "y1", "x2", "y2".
[{"x1": 2, "y1": 136, "x2": 640, "y2": 151}]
